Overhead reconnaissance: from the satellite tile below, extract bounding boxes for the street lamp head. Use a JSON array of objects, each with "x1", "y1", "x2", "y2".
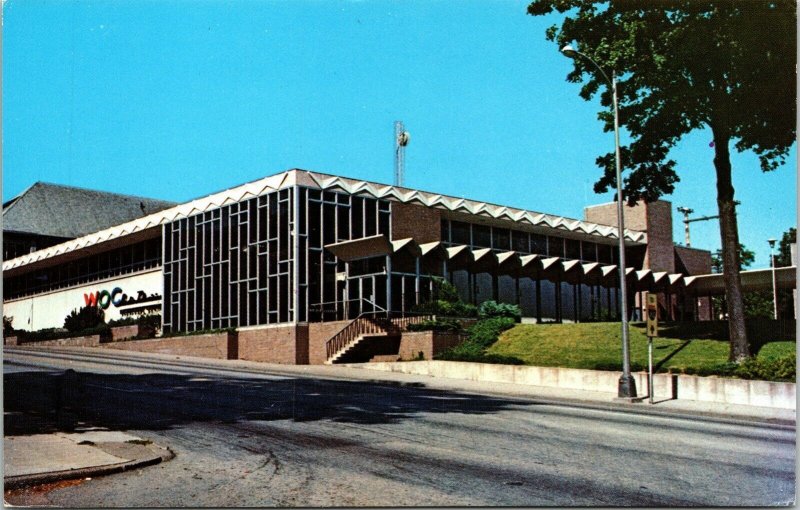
[
  {"x1": 768, "y1": 238, "x2": 777, "y2": 248},
  {"x1": 560, "y1": 44, "x2": 578, "y2": 58}
]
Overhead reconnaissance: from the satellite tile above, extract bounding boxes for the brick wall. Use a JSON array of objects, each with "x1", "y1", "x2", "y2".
[
  {"x1": 585, "y1": 202, "x2": 649, "y2": 231},
  {"x1": 585, "y1": 200, "x2": 675, "y2": 273},
  {"x1": 21, "y1": 335, "x2": 104, "y2": 347},
  {"x1": 308, "y1": 320, "x2": 352, "y2": 365},
  {"x1": 644, "y1": 200, "x2": 675, "y2": 273},
  {"x1": 391, "y1": 203, "x2": 441, "y2": 243},
  {"x1": 109, "y1": 324, "x2": 156, "y2": 342},
  {"x1": 237, "y1": 325, "x2": 303, "y2": 364},
  {"x1": 103, "y1": 332, "x2": 236, "y2": 359},
  {"x1": 674, "y1": 245, "x2": 712, "y2": 275},
  {"x1": 397, "y1": 331, "x2": 464, "y2": 361}
]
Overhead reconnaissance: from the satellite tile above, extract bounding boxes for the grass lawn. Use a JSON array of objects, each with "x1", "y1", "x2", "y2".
[{"x1": 486, "y1": 321, "x2": 796, "y2": 375}]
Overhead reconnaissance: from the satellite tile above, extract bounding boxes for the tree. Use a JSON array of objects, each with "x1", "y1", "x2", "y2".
[
  {"x1": 773, "y1": 227, "x2": 796, "y2": 319},
  {"x1": 710, "y1": 244, "x2": 771, "y2": 320},
  {"x1": 527, "y1": 1, "x2": 796, "y2": 361},
  {"x1": 774, "y1": 227, "x2": 796, "y2": 268},
  {"x1": 711, "y1": 245, "x2": 754, "y2": 274}
]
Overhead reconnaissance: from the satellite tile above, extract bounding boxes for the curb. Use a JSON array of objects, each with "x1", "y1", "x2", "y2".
[{"x1": 4, "y1": 444, "x2": 174, "y2": 490}]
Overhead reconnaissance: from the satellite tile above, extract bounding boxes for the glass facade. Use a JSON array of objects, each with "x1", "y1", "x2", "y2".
[
  {"x1": 440, "y1": 219, "x2": 618, "y2": 263},
  {"x1": 5, "y1": 237, "x2": 162, "y2": 300},
  {"x1": 162, "y1": 189, "x2": 294, "y2": 333}
]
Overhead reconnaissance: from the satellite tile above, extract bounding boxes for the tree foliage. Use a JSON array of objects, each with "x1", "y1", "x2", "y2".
[
  {"x1": 64, "y1": 305, "x2": 106, "y2": 333},
  {"x1": 528, "y1": 1, "x2": 795, "y2": 201},
  {"x1": 527, "y1": 0, "x2": 796, "y2": 361},
  {"x1": 774, "y1": 227, "x2": 796, "y2": 268},
  {"x1": 711, "y1": 244, "x2": 754, "y2": 274}
]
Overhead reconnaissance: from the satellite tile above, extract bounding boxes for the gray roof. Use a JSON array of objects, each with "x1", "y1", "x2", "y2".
[{"x1": 2, "y1": 182, "x2": 177, "y2": 239}]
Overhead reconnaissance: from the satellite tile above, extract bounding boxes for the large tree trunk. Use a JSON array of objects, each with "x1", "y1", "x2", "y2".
[{"x1": 711, "y1": 128, "x2": 750, "y2": 361}]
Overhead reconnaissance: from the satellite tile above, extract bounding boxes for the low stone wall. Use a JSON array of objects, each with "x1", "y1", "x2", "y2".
[
  {"x1": 15, "y1": 335, "x2": 105, "y2": 348},
  {"x1": 397, "y1": 331, "x2": 465, "y2": 361},
  {"x1": 4, "y1": 335, "x2": 19, "y2": 346},
  {"x1": 357, "y1": 361, "x2": 796, "y2": 410},
  {"x1": 103, "y1": 331, "x2": 237, "y2": 360},
  {"x1": 109, "y1": 324, "x2": 156, "y2": 342}
]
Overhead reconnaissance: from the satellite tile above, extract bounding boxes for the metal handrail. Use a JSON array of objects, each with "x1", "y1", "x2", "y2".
[{"x1": 324, "y1": 313, "x2": 436, "y2": 361}]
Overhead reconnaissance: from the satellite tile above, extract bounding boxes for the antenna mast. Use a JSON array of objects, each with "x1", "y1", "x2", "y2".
[{"x1": 394, "y1": 121, "x2": 410, "y2": 186}]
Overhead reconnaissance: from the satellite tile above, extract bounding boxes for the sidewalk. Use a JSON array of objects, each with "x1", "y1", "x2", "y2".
[{"x1": 4, "y1": 430, "x2": 173, "y2": 490}]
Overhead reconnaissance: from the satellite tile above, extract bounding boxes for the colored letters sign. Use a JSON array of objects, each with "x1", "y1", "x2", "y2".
[{"x1": 84, "y1": 288, "x2": 125, "y2": 310}]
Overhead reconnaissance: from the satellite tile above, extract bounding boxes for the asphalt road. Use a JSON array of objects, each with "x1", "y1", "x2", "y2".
[{"x1": 4, "y1": 347, "x2": 796, "y2": 507}]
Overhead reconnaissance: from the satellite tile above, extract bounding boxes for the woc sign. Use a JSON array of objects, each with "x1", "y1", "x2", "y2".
[{"x1": 84, "y1": 287, "x2": 125, "y2": 310}]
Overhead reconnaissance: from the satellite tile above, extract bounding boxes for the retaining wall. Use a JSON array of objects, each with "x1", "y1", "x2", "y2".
[
  {"x1": 356, "y1": 360, "x2": 796, "y2": 409},
  {"x1": 102, "y1": 332, "x2": 237, "y2": 359}
]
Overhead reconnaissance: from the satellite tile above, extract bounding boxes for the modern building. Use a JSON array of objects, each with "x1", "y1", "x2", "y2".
[{"x1": 4, "y1": 168, "x2": 748, "y2": 364}]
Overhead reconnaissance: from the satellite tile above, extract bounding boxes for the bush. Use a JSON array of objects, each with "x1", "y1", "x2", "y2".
[
  {"x1": 735, "y1": 353, "x2": 796, "y2": 382},
  {"x1": 3, "y1": 315, "x2": 14, "y2": 336},
  {"x1": 434, "y1": 316, "x2": 520, "y2": 364},
  {"x1": 431, "y1": 276, "x2": 461, "y2": 304},
  {"x1": 413, "y1": 299, "x2": 478, "y2": 318},
  {"x1": 478, "y1": 300, "x2": 521, "y2": 320},
  {"x1": 466, "y1": 316, "x2": 516, "y2": 349},
  {"x1": 64, "y1": 306, "x2": 106, "y2": 332},
  {"x1": 22, "y1": 324, "x2": 110, "y2": 342},
  {"x1": 407, "y1": 319, "x2": 462, "y2": 332},
  {"x1": 108, "y1": 314, "x2": 161, "y2": 329}
]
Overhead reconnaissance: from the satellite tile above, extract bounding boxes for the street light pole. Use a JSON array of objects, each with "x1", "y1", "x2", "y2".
[
  {"x1": 768, "y1": 238, "x2": 778, "y2": 320},
  {"x1": 561, "y1": 44, "x2": 636, "y2": 399}
]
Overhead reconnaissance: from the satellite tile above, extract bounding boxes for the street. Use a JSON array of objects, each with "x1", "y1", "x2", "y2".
[{"x1": 4, "y1": 347, "x2": 796, "y2": 507}]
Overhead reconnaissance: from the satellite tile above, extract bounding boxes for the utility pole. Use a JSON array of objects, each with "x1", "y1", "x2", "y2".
[
  {"x1": 677, "y1": 206, "x2": 721, "y2": 247},
  {"x1": 394, "y1": 121, "x2": 410, "y2": 187}
]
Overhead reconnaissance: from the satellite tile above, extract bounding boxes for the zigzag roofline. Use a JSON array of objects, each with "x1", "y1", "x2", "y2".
[{"x1": 3, "y1": 169, "x2": 646, "y2": 272}]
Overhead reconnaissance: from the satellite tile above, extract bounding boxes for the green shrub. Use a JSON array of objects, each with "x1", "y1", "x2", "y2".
[
  {"x1": 734, "y1": 353, "x2": 796, "y2": 382},
  {"x1": 431, "y1": 277, "x2": 461, "y2": 304},
  {"x1": 64, "y1": 306, "x2": 105, "y2": 332},
  {"x1": 22, "y1": 324, "x2": 110, "y2": 342},
  {"x1": 407, "y1": 319, "x2": 461, "y2": 332},
  {"x1": 413, "y1": 299, "x2": 478, "y2": 318},
  {"x1": 161, "y1": 326, "x2": 236, "y2": 339},
  {"x1": 108, "y1": 314, "x2": 161, "y2": 329},
  {"x1": 435, "y1": 316, "x2": 519, "y2": 364},
  {"x1": 466, "y1": 316, "x2": 516, "y2": 349},
  {"x1": 3, "y1": 315, "x2": 14, "y2": 336},
  {"x1": 478, "y1": 301, "x2": 521, "y2": 320}
]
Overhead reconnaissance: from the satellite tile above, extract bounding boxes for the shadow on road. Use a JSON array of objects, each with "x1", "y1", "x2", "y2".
[{"x1": 4, "y1": 367, "x2": 530, "y2": 436}]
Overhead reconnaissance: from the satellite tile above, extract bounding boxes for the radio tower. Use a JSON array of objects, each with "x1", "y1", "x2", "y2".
[{"x1": 394, "y1": 121, "x2": 410, "y2": 186}]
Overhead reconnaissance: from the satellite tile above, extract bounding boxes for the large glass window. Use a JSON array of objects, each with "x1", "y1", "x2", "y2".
[
  {"x1": 5, "y1": 237, "x2": 162, "y2": 300},
  {"x1": 162, "y1": 189, "x2": 294, "y2": 333}
]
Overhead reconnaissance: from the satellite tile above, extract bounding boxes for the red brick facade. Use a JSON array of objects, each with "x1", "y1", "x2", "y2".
[{"x1": 391, "y1": 202, "x2": 441, "y2": 243}]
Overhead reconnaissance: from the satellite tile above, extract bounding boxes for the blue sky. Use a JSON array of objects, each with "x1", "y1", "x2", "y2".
[{"x1": 3, "y1": 0, "x2": 796, "y2": 267}]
